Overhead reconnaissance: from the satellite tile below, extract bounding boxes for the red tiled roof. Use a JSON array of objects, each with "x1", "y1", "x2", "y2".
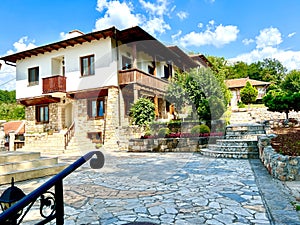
[
  {"x1": 3, "y1": 121, "x2": 25, "y2": 135},
  {"x1": 225, "y1": 78, "x2": 270, "y2": 88}
]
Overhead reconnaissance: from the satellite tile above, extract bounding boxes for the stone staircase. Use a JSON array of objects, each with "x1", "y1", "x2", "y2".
[
  {"x1": 21, "y1": 131, "x2": 95, "y2": 156},
  {"x1": 0, "y1": 151, "x2": 67, "y2": 184},
  {"x1": 201, "y1": 123, "x2": 266, "y2": 159},
  {"x1": 230, "y1": 110, "x2": 253, "y2": 124},
  {"x1": 65, "y1": 131, "x2": 96, "y2": 154}
]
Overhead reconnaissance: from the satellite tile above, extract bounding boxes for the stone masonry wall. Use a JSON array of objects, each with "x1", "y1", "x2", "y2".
[
  {"x1": 73, "y1": 98, "x2": 105, "y2": 135},
  {"x1": 128, "y1": 137, "x2": 208, "y2": 152},
  {"x1": 104, "y1": 87, "x2": 120, "y2": 150},
  {"x1": 258, "y1": 135, "x2": 300, "y2": 181},
  {"x1": 238, "y1": 107, "x2": 300, "y2": 127}
]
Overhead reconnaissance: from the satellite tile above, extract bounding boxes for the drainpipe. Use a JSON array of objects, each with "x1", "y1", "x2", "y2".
[{"x1": 4, "y1": 61, "x2": 16, "y2": 67}]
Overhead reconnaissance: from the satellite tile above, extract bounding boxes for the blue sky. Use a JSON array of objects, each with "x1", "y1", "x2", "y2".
[{"x1": 1, "y1": 0, "x2": 300, "y2": 90}]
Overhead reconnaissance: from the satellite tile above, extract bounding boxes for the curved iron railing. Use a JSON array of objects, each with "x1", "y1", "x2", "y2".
[{"x1": 0, "y1": 150, "x2": 105, "y2": 225}]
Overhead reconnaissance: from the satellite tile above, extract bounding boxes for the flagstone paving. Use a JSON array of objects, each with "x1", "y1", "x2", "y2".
[{"x1": 1, "y1": 151, "x2": 300, "y2": 224}]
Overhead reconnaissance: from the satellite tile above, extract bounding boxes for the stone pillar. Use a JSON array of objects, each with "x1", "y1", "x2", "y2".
[
  {"x1": 104, "y1": 87, "x2": 120, "y2": 151},
  {"x1": 9, "y1": 132, "x2": 15, "y2": 151}
]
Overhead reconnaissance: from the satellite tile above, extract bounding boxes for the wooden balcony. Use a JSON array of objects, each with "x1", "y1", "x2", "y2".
[
  {"x1": 42, "y1": 75, "x2": 66, "y2": 94},
  {"x1": 118, "y1": 68, "x2": 168, "y2": 92}
]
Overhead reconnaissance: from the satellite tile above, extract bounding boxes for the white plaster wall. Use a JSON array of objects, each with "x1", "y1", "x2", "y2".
[{"x1": 15, "y1": 38, "x2": 117, "y2": 99}]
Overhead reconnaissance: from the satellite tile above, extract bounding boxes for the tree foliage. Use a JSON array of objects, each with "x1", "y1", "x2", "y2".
[
  {"x1": 0, "y1": 90, "x2": 16, "y2": 103},
  {"x1": 0, "y1": 90, "x2": 25, "y2": 121},
  {"x1": 280, "y1": 70, "x2": 300, "y2": 93},
  {"x1": 207, "y1": 56, "x2": 288, "y2": 89},
  {"x1": 263, "y1": 70, "x2": 300, "y2": 119},
  {"x1": 240, "y1": 81, "x2": 258, "y2": 104},
  {"x1": 166, "y1": 68, "x2": 230, "y2": 122},
  {"x1": 129, "y1": 97, "x2": 155, "y2": 127},
  {"x1": 0, "y1": 103, "x2": 25, "y2": 120}
]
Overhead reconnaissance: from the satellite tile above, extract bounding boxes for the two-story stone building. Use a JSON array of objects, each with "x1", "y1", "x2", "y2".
[{"x1": 0, "y1": 26, "x2": 209, "y2": 153}]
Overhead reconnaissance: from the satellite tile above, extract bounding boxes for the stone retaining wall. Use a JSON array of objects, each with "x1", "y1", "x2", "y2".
[
  {"x1": 237, "y1": 108, "x2": 300, "y2": 128},
  {"x1": 258, "y1": 135, "x2": 300, "y2": 181},
  {"x1": 128, "y1": 137, "x2": 208, "y2": 152}
]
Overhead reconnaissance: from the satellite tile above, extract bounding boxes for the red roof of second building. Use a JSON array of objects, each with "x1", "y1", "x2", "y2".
[
  {"x1": 225, "y1": 78, "x2": 270, "y2": 88},
  {"x1": 3, "y1": 121, "x2": 25, "y2": 135}
]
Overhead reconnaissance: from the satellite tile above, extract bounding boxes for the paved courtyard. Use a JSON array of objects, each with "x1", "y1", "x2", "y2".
[{"x1": 1, "y1": 151, "x2": 300, "y2": 224}]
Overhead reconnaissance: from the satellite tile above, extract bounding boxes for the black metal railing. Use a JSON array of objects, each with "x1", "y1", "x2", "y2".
[{"x1": 0, "y1": 150, "x2": 104, "y2": 225}]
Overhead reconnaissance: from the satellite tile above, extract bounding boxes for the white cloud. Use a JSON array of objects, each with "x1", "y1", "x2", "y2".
[
  {"x1": 143, "y1": 17, "x2": 171, "y2": 35},
  {"x1": 94, "y1": 1, "x2": 142, "y2": 31},
  {"x1": 230, "y1": 27, "x2": 300, "y2": 71},
  {"x1": 197, "y1": 23, "x2": 203, "y2": 29},
  {"x1": 96, "y1": 0, "x2": 108, "y2": 12},
  {"x1": 177, "y1": 11, "x2": 188, "y2": 20},
  {"x1": 255, "y1": 27, "x2": 282, "y2": 49},
  {"x1": 0, "y1": 36, "x2": 36, "y2": 90},
  {"x1": 139, "y1": 0, "x2": 169, "y2": 17},
  {"x1": 178, "y1": 23, "x2": 239, "y2": 48},
  {"x1": 288, "y1": 32, "x2": 296, "y2": 38},
  {"x1": 94, "y1": 0, "x2": 173, "y2": 35},
  {"x1": 242, "y1": 38, "x2": 254, "y2": 45},
  {"x1": 0, "y1": 62, "x2": 16, "y2": 90},
  {"x1": 229, "y1": 46, "x2": 300, "y2": 71},
  {"x1": 171, "y1": 30, "x2": 182, "y2": 40},
  {"x1": 60, "y1": 31, "x2": 83, "y2": 40},
  {"x1": 6, "y1": 36, "x2": 36, "y2": 55}
]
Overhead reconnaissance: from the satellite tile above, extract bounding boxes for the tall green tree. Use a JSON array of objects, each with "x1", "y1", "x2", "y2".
[
  {"x1": 166, "y1": 68, "x2": 229, "y2": 122},
  {"x1": 280, "y1": 70, "x2": 300, "y2": 93},
  {"x1": 240, "y1": 81, "x2": 258, "y2": 105}
]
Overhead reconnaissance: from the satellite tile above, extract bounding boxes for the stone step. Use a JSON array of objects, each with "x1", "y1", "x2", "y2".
[
  {"x1": 0, "y1": 157, "x2": 58, "y2": 173},
  {"x1": 200, "y1": 148, "x2": 259, "y2": 159},
  {"x1": 21, "y1": 146, "x2": 65, "y2": 152},
  {"x1": 0, "y1": 151, "x2": 40, "y2": 164},
  {"x1": 0, "y1": 163, "x2": 67, "y2": 184},
  {"x1": 216, "y1": 139, "x2": 258, "y2": 147},
  {"x1": 208, "y1": 144, "x2": 258, "y2": 153}
]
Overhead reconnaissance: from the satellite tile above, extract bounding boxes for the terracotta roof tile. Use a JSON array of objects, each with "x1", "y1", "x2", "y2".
[
  {"x1": 225, "y1": 78, "x2": 270, "y2": 88},
  {"x1": 3, "y1": 121, "x2": 25, "y2": 135}
]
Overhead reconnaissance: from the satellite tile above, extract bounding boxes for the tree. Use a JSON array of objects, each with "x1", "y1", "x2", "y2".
[
  {"x1": 166, "y1": 68, "x2": 229, "y2": 122},
  {"x1": 0, "y1": 103, "x2": 25, "y2": 120},
  {"x1": 263, "y1": 90, "x2": 292, "y2": 119},
  {"x1": 281, "y1": 70, "x2": 300, "y2": 93},
  {"x1": 240, "y1": 81, "x2": 258, "y2": 105},
  {"x1": 166, "y1": 71, "x2": 190, "y2": 114},
  {"x1": 129, "y1": 98, "x2": 155, "y2": 127}
]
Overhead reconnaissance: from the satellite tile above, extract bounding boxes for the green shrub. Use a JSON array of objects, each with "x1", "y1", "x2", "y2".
[
  {"x1": 144, "y1": 130, "x2": 152, "y2": 136},
  {"x1": 190, "y1": 124, "x2": 210, "y2": 134},
  {"x1": 130, "y1": 98, "x2": 155, "y2": 126},
  {"x1": 237, "y1": 101, "x2": 246, "y2": 108},
  {"x1": 157, "y1": 128, "x2": 171, "y2": 138}
]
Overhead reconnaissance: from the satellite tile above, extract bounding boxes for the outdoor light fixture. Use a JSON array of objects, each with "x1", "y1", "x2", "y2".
[{"x1": 0, "y1": 177, "x2": 26, "y2": 224}]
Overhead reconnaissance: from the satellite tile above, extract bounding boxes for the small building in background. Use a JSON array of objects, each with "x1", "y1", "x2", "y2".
[
  {"x1": 225, "y1": 77, "x2": 270, "y2": 108},
  {"x1": 3, "y1": 121, "x2": 25, "y2": 151}
]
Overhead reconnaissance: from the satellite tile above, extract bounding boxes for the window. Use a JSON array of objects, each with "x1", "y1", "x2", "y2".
[
  {"x1": 28, "y1": 67, "x2": 39, "y2": 86},
  {"x1": 163, "y1": 64, "x2": 172, "y2": 79},
  {"x1": 36, "y1": 105, "x2": 49, "y2": 123},
  {"x1": 81, "y1": 55, "x2": 95, "y2": 76},
  {"x1": 122, "y1": 56, "x2": 132, "y2": 70},
  {"x1": 148, "y1": 65, "x2": 155, "y2": 75},
  {"x1": 87, "y1": 98, "x2": 105, "y2": 119}
]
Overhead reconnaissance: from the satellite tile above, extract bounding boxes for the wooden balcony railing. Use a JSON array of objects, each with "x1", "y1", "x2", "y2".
[
  {"x1": 42, "y1": 75, "x2": 66, "y2": 94},
  {"x1": 118, "y1": 68, "x2": 168, "y2": 92}
]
